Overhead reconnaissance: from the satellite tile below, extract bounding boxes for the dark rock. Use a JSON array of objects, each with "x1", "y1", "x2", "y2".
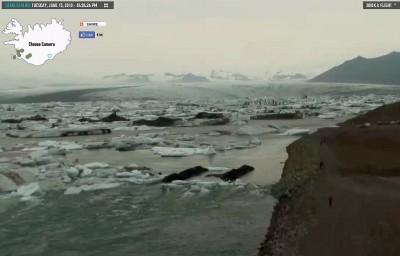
[
  {"x1": 132, "y1": 117, "x2": 181, "y2": 127},
  {"x1": 206, "y1": 164, "x2": 254, "y2": 181},
  {"x1": 115, "y1": 145, "x2": 138, "y2": 151},
  {"x1": 162, "y1": 173, "x2": 185, "y2": 183},
  {"x1": 1, "y1": 114, "x2": 48, "y2": 123},
  {"x1": 195, "y1": 112, "x2": 225, "y2": 119},
  {"x1": 251, "y1": 112, "x2": 303, "y2": 120},
  {"x1": 101, "y1": 112, "x2": 129, "y2": 122},
  {"x1": 162, "y1": 166, "x2": 208, "y2": 183},
  {"x1": 1, "y1": 118, "x2": 23, "y2": 124},
  {"x1": 78, "y1": 117, "x2": 100, "y2": 123},
  {"x1": 26, "y1": 115, "x2": 48, "y2": 121},
  {"x1": 60, "y1": 128, "x2": 112, "y2": 136},
  {"x1": 123, "y1": 166, "x2": 152, "y2": 172}
]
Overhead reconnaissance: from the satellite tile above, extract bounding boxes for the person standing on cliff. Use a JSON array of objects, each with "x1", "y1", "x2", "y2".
[{"x1": 328, "y1": 195, "x2": 333, "y2": 206}]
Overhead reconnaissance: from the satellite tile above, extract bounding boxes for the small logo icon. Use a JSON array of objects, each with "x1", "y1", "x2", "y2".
[
  {"x1": 79, "y1": 31, "x2": 96, "y2": 39},
  {"x1": 80, "y1": 22, "x2": 84, "y2": 26}
]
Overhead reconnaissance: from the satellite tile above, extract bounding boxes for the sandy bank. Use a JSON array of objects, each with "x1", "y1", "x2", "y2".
[{"x1": 258, "y1": 107, "x2": 400, "y2": 255}]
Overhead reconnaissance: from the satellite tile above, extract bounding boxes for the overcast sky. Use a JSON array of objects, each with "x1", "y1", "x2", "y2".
[{"x1": 1, "y1": 0, "x2": 400, "y2": 87}]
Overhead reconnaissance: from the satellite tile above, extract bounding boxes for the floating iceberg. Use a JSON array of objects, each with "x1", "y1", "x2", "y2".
[
  {"x1": 249, "y1": 137, "x2": 262, "y2": 145},
  {"x1": 64, "y1": 183, "x2": 120, "y2": 195},
  {"x1": 206, "y1": 167, "x2": 231, "y2": 172},
  {"x1": 236, "y1": 125, "x2": 275, "y2": 135},
  {"x1": 318, "y1": 113, "x2": 337, "y2": 119},
  {"x1": 84, "y1": 162, "x2": 110, "y2": 169},
  {"x1": 37, "y1": 140, "x2": 83, "y2": 151},
  {"x1": 203, "y1": 146, "x2": 216, "y2": 155},
  {"x1": 283, "y1": 128, "x2": 310, "y2": 136},
  {"x1": 15, "y1": 183, "x2": 40, "y2": 197},
  {"x1": 151, "y1": 146, "x2": 216, "y2": 157}
]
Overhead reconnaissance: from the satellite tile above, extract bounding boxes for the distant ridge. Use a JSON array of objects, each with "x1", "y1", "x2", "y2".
[
  {"x1": 310, "y1": 52, "x2": 400, "y2": 85},
  {"x1": 164, "y1": 72, "x2": 209, "y2": 83}
]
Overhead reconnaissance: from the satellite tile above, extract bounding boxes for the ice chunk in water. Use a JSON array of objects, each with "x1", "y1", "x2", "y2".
[
  {"x1": 283, "y1": 128, "x2": 310, "y2": 136},
  {"x1": 16, "y1": 183, "x2": 40, "y2": 197},
  {"x1": 84, "y1": 162, "x2": 110, "y2": 169}
]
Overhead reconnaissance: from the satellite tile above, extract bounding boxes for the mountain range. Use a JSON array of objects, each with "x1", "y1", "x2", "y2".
[
  {"x1": 210, "y1": 70, "x2": 250, "y2": 81},
  {"x1": 103, "y1": 73, "x2": 153, "y2": 83},
  {"x1": 164, "y1": 72, "x2": 210, "y2": 83}
]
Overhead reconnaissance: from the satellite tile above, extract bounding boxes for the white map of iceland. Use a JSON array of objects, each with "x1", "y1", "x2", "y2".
[{"x1": 2, "y1": 19, "x2": 71, "y2": 65}]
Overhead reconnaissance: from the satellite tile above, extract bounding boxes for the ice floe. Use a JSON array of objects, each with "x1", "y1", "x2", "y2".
[
  {"x1": 64, "y1": 183, "x2": 120, "y2": 195},
  {"x1": 283, "y1": 128, "x2": 311, "y2": 136},
  {"x1": 0, "y1": 174, "x2": 18, "y2": 192},
  {"x1": 236, "y1": 125, "x2": 276, "y2": 135},
  {"x1": 14, "y1": 183, "x2": 40, "y2": 197},
  {"x1": 83, "y1": 162, "x2": 110, "y2": 169},
  {"x1": 2, "y1": 94, "x2": 399, "y2": 203},
  {"x1": 151, "y1": 146, "x2": 213, "y2": 157},
  {"x1": 318, "y1": 113, "x2": 337, "y2": 119}
]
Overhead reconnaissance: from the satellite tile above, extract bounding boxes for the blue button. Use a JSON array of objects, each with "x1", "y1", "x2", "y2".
[{"x1": 79, "y1": 31, "x2": 96, "y2": 38}]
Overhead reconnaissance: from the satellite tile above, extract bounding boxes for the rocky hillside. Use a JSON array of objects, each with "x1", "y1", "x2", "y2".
[{"x1": 310, "y1": 52, "x2": 400, "y2": 85}]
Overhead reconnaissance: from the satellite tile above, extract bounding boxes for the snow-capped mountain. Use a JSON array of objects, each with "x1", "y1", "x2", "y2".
[
  {"x1": 164, "y1": 72, "x2": 210, "y2": 83},
  {"x1": 103, "y1": 73, "x2": 153, "y2": 83},
  {"x1": 265, "y1": 71, "x2": 308, "y2": 81},
  {"x1": 210, "y1": 70, "x2": 251, "y2": 81}
]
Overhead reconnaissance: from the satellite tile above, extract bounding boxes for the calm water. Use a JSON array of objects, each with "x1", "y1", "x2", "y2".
[
  {"x1": 0, "y1": 184, "x2": 274, "y2": 256},
  {"x1": 67, "y1": 134, "x2": 296, "y2": 185}
]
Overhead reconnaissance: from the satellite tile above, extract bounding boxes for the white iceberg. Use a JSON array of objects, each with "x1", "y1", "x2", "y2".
[
  {"x1": 59, "y1": 142, "x2": 83, "y2": 151},
  {"x1": 283, "y1": 128, "x2": 310, "y2": 136},
  {"x1": 30, "y1": 150, "x2": 49, "y2": 159},
  {"x1": 152, "y1": 147, "x2": 194, "y2": 157},
  {"x1": 84, "y1": 162, "x2": 110, "y2": 169},
  {"x1": 38, "y1": 140, "x2": 59, "y2": 148},
  {"x1": 16, "y1": 183, "x2": 40, "y2": 197},
  {"x1": 75, "y1": 165, "x2": 93, "y2": 177},
  {"x1": 249, "y1": 137, "x2": 262, "y2": 145},
  {"x1": 64, "y1": 186, "x2": 85, "y2": 195},
  {"x1": 152, "y1": 146, "x2": 217, "y2": 157},
  {"x1": 16, "y1": 158, "x2": 36, "y2": 167},
  {"x1": 66, "y1": 167, "x2": 80, "y2": 178},
  {"x1": 318, "y1": 113, "x2": 337, "y2": 119},
  {"x1": 37, "y1": 140, "x2": 83, "y2": 151},
  {"x1": 64, "y1": 183, "x2": 120, "y2": 195},
  {"x1": 203, "y1": 146, "x2": 216, "y2": 155},
  {"x1": 115, "y1": 170, "x2": 149, "y2": 179},
  {"x1": 206, "y1": 167, "x2": 231, "y2": 172},
  {"x1": 83, "y1": 183, "x2": 121, "y2": 191}
]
